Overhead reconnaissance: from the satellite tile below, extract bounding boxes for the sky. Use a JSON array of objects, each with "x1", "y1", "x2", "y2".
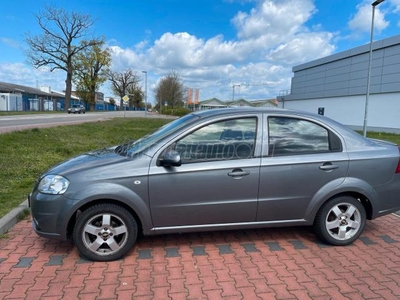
[{"x1": 1, "y1": 0, "x2": 399, "y2": 105}]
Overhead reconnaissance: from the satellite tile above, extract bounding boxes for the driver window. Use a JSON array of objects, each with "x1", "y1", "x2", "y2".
[{"x1": 176, "y1": 118, "x2": 256, "y2": 163}]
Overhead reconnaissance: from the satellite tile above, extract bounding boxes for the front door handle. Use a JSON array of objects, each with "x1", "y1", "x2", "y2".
[
  {"x1": 319, "y1": 163, "x2": 339, "y2": 171},
  {"x1": 228, "y1": 168, "x2": 250, "y2": 178}
]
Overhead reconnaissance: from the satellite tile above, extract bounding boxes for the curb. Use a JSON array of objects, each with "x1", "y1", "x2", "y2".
[{"x1": 0, "y1": 200, "x2": 30, "y2": 235}]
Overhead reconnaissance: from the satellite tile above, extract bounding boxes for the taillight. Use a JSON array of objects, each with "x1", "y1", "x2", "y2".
[{"x1": 397, "y1": 146, "x2": 400, "y2": 174}]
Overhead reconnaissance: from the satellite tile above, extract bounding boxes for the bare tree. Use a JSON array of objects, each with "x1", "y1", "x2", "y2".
[
  {"x1": 25, "y1": 5, "x2": 102, "y2": 111},
  {"x1": 105, "y1": 69, "x2": 141, "y2": 108},
  {"x1": 154, "y1": 71, "x2": 185, "y2": 111},
  {"x1": 73, "y1": 40, "x2": 111, "y2": 111}
]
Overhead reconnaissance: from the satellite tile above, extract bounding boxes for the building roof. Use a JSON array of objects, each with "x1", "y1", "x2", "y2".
[
  {"x1": 0, "y1": 81, "x2": 78, "y2": 99},
  {"x1": 199, "y1": 98, "x2": 227, "y2": 107},
  {"x1": 0, "y1": 81, "x2": 52, "y2": 97},
  {"x1": 293, "y1": 34, "x2": 400, "y2": 72}
]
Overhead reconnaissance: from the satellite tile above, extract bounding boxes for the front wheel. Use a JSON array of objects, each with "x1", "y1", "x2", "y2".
[
  {"x1": 73, "y1": 204, "x2": 138, "y2": 261},
  {"x1": 314, "y1": 196, "x2": 366, "y2": 246}
]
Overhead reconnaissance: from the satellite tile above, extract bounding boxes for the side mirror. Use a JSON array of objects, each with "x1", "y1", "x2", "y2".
[{"x1": 161, "y1": 150, "x2": 181, "y2": 167}]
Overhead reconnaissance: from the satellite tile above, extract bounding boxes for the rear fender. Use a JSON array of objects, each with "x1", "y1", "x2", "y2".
[{"x1": 305, "y1": 177, "x2": 377, "y2": 222}]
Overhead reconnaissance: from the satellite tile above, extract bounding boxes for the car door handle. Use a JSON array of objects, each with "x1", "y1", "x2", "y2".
[
  {"x1": 319, "y1": 163, "x2": 339, "y2": 171},
  {"x1": 228, "y1": 169, "x2": 250, "y2": 178}
]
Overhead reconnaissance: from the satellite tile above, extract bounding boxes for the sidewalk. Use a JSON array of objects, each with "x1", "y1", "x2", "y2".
[
  {"x1": 0, "y1": 200, "x2": 29, "y2": 235},
  {"x1": 1, "y1": 213, "x2": 400, "y2": 299}
]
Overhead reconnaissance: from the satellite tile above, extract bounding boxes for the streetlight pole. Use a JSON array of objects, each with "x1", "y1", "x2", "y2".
[
  {"x1": 363, "y1": 0, "x2": 384, "y2": 137},
  {"x1": 142, "y1": 71, "x2": 147, "y2": 117},
  {"x1": 232, "y1": 84, "x2": 240, "y2": 101}
]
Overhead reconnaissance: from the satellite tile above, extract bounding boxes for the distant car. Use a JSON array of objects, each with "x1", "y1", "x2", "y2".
[
  {"x1": 68, "y1": 104, "x2": 85, "y2": 114},
  {"x1": 29, "y1": 108, "x2": 400, "y2": 261}
]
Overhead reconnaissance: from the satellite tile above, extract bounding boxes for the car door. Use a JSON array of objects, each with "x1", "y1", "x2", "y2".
[
  {"x1": 148, "y1": 115, "x2": 262, "y2": 228},
  {"x1": 257, "y1": 115, "x2": 349, "y2": 222}
]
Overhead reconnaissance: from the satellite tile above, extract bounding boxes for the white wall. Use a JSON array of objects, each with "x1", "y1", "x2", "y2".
[
  {"x1": 279, "y1": 92, "x2": 400, "y2": 133},
  {"x1": 0, "y1": 94, "x2": 7, "y2": 111},
  {"x1": 0, "y1": 93, "x2": 23, "y2": 111}
]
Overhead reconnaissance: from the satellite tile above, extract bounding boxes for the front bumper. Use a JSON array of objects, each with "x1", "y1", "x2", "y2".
[{"x1": 29, "y1": 190, "x2": 73, "y2": 241}]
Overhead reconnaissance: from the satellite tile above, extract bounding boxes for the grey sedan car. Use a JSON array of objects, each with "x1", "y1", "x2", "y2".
[
  {"x1": 29, "y1": 108, "x2": 400, "y2": 261},
  {"x1": 68, "y1": 104, "x2": 85, "y2": 114}
]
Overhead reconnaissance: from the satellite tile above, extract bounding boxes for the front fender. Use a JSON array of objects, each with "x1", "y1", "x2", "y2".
[{"x1": 65, "y1": 182, "x2": 153, "y2": 234}]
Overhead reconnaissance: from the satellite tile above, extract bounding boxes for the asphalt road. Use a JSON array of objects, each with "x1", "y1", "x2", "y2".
[{"x1": 0, "y1": 111, "x2": 168, "y2": 134}]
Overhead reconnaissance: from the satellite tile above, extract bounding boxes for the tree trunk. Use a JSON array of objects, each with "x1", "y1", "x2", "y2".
[{"x1": 64, "y1": 71, "x2": 72, "y2": 111}]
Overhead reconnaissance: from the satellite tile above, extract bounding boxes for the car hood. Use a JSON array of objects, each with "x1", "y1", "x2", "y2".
[{"x1": 42, "y1": 146, "x2": 130, "y2": 177}]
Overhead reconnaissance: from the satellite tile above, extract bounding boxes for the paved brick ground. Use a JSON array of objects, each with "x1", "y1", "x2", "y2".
[{"x1": 1, "y1": 214, "x2": 400, "y2": 300}]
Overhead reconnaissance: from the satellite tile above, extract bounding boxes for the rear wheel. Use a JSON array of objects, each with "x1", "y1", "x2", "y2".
[
  {"x1": 314, "y1": 196, "x2": 366, "y2": 246},
  {"x1": 73, "y1": 204, "x2": 137, "y2": 261}
]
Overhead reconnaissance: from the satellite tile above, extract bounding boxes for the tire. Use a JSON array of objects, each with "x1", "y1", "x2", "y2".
[
  {"x1": 314, "y1": 196, "x2": 366, "y2": 246},
  {"x1": 73, "y1": 203, "x2": 138, "y2": 261}
]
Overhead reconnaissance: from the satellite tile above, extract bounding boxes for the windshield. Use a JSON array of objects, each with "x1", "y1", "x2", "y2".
[{"x1": 115, "y1": 113, "x2": 198, "y2": 157}]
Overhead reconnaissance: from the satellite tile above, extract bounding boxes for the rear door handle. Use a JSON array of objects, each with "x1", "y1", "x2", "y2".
[{"x1": 319, "y1": 163, "x2": 339, "y2": 171}]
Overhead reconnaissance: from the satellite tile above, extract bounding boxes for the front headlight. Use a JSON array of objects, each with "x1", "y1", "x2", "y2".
[{"x1": 38, "y1": 175, "x2": 70, "y2": 195}]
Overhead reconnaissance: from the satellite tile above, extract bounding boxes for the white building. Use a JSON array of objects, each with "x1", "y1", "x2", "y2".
[{"x1": 278, "y1": 35, "x2": 400, "y2": 133}]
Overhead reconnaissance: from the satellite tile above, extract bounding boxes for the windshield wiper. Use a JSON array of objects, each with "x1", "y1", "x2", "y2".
[{"x1": 115, "y1": 140, "x2": 135, "y2": 155}]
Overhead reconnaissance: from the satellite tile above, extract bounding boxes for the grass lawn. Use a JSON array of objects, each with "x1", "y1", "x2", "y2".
[
  {"x1": 0, "y1": 117, "x2": 171, "y2": 218},
  {"x1": 0, "y1": 116, "x2": 399, "y2": 220},
  {"x1": 363, "y1": 131, "x2": 400, "y2": 145}
]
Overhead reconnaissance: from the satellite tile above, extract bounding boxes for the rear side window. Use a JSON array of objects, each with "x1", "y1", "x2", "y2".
[{"x1": 268, "y1": 117, "x2": 342, "y2": 156}]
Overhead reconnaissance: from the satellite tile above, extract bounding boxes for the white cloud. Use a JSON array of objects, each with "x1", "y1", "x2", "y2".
[
  {"x1": 107, "y1": 0, "x2": 335, "y2": 101},
  {"x1": 109, "y1": 46, "x2": 143, "y2": 70},
  {"x1": 0, "y1": 63, "x2": 66, "y2": 91},
  {"x1": 232, "y1": 0, "x2": 317, "y2": 40},
  {"x1": 348, "y1": 2, "x2": 389, "y2": 33},
  {"x1": 390, "y1": 0, "x2": 400, "y2": 13},
  {"x1": 2, "y1": 0, "x2": 337, "y2": 102},
  {"x1": 268, "y1": 32, "x2": 335, "y2": 65}
]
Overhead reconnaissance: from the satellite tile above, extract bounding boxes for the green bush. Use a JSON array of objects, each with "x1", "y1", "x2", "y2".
[{"x1": 162, "y1": 107, "x2": 191, "y2": 117}]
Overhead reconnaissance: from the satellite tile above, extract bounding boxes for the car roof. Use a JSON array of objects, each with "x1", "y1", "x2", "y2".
[
  {"x1": 191, "y1": 107, "x2": 328, "y2": 122},
  {"x1": 190, "y1": 107, "x2": 371, "y2": 147}
]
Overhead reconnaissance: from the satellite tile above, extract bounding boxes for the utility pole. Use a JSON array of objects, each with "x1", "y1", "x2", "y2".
[
  {"x1": 232, "y1": 84, "x2": 241, "y2": 101},
  {"x1": 142, "y1": 71, "x2": 147, "y2": 117}
]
